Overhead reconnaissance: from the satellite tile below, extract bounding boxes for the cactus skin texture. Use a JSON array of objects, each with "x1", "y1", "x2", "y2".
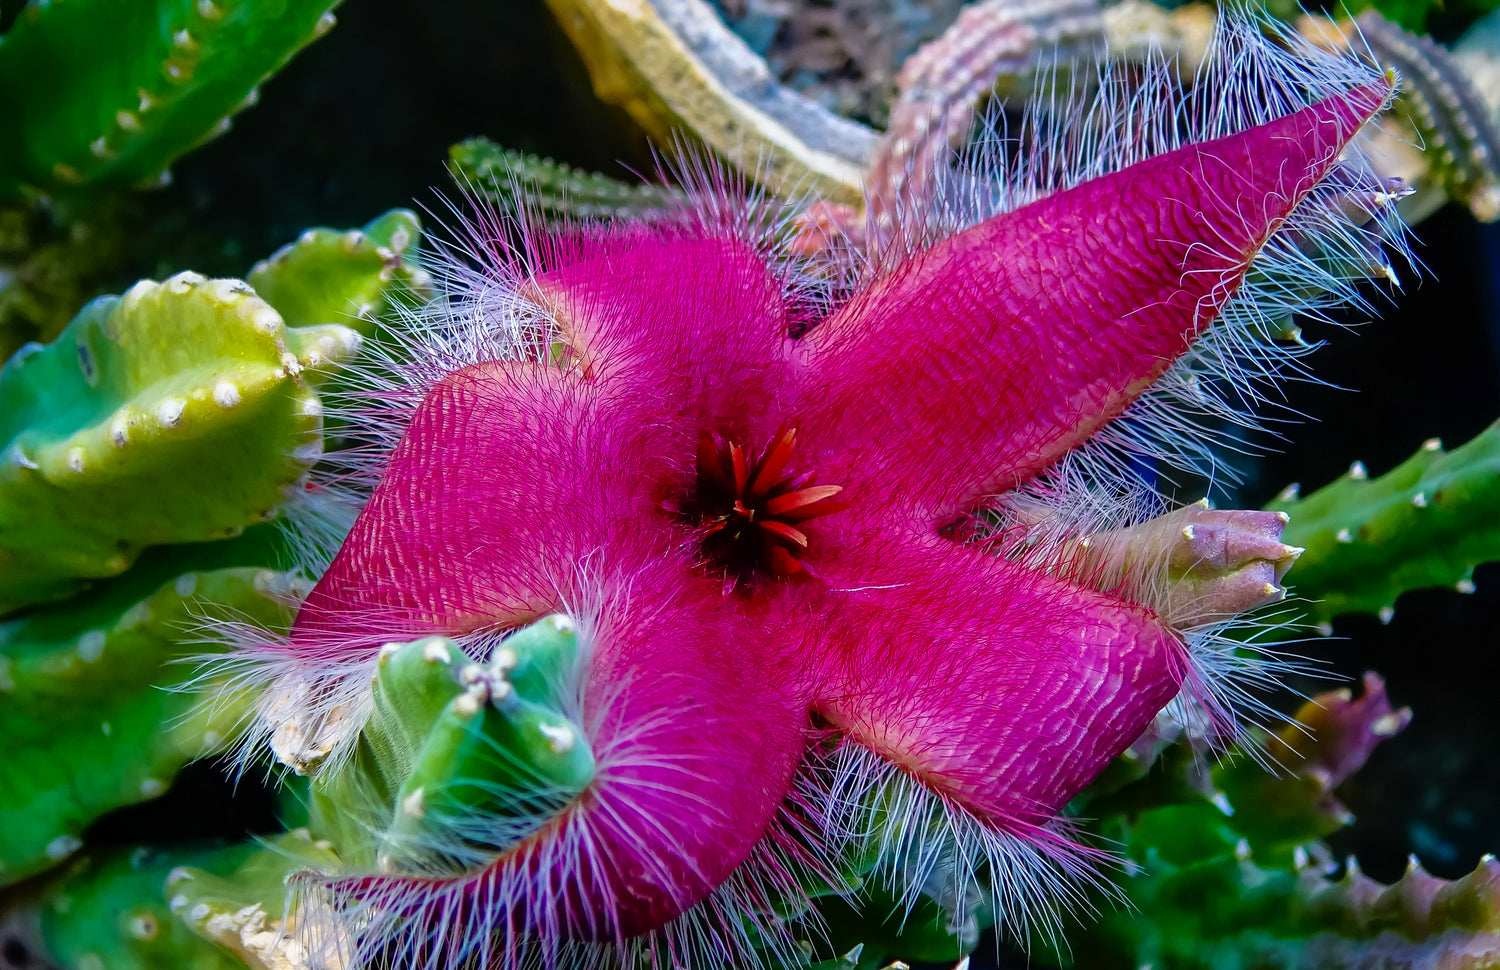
[
  {"x1": 308, "y1": 619, "x2": 595, "y2": 875},
  {"x1": 1355, "y1": 10, "x2": 1500, "y2": 221},
  {"x1": 0, "y1": 0, "x2": 342, "y2": 198},
  {"x1": 1267, "y1": 421, "x2": 1500, "y2": 625},
  {"x1": 449, "y1": 139, "x2": 680, "y2": 222},
  {"x1": 6, "y1": 846, "x2": 254, "y2": 970},
  {"x1": 0, "y1": 832, "x2": 340, "y2": 970},
  {"x1": 166, "y1": 830, "x2": 342, "y2": 970},
  {"x1": 1214, "y1": 673, "x2": 1413, "y2": 857},
  {"x1": 246, "y1": 209, "x2": 431, "y2": 342},
  {"x1": 1204, "y1": 672, "x2": 1413, "y2": 874},
  {"x1": 1057, "y1": 675, "x2": 1500, "y2": 970},
  {"x1": 1071, "y1": 848, "x2": 1500, "y2": 969},
  {"x1": 0, "y1": 273, "x2": 358, "y2": 613},
  {"x1": 0, "y1": 557, "x2": 304, "y2": 886},
  {"x1": 539, "y1": 0, "x2": 874, "y2": 203}
]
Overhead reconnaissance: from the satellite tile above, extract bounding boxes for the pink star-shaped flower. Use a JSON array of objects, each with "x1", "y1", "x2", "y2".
[{"x1": 247, "y1": 31, "x2": 1405, "y2": 967}]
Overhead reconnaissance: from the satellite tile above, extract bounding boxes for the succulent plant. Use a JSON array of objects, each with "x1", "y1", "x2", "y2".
[
  {"x1": 246, "y1": 209, "x2": 428, "y2": 343},
  {"x1": 3, "y1": 830, "x2": 341, "y2": 970},
  {"x1": 1268, "y1": 421, "x2": 1500, "y2": 626},
  {"x1": 449, "y1": 140, "x2": 678, "y2": 222},
  {"x1": 0, "y1": 273, "x2": 358, "y2": 613},
  {"x1": 306, "y1": 621, "x2": 595, "y2": 876},
  {"x1": 8, "y1": 845, "x2": 258, "y2": 970},
  {"x1": 0, "y1": 0, "x2": 343, "y2": 198},
  {"x1": 1054, "y1": 675, "x2": 1500, "y2": 970},
  {"x1": 541, "y1": 0, "x2": 876, "y2": 203},
  {"x1": 0, "y1": 549, "x2": 303, "y2": 883},
  {"x1": 167, "y1": 831, "x2": 342, "y2": 970}
]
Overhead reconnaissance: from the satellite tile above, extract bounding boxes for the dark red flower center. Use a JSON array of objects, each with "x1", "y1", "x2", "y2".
[{"x1": 693, "y1": 427, "x2": 848, "y2": 578}]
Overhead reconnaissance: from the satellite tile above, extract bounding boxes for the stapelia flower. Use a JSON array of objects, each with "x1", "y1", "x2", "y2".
[{"x1": 230, "y1": 19, "x2": 1410, "y2": 970}]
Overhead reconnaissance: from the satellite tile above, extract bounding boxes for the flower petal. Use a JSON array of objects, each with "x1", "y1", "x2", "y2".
[
  {"x1": 812, "y1": 532, "x2": 1187, "y2": 828},
  {"x1": 292, "y1": 361, "x2": 678, "y2": 649},
  {"x1": 794, "y1": 81, "x2": 1393, "y2": 520},
  {"x1": 303, "y1": 558, "x2": 810, "y2": 961},
  {"x1": 530, "y1": 231, "x2": 794, "y2": 438}
]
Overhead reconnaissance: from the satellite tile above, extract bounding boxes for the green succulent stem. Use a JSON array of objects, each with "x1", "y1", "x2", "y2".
[
  {"x1": 449, "y1": 138, "x2": 679, "y2": 220},
  {"x1": 1049, "y1": 676, "x2": 1500, "y2": 969},
  {"x1": 0, "y1": 557, "x2": 303, "y2": 885},
  {"x1": 9, "y1": 831, "x2": 339, "y2": 970},
  {"x1": 0, "y1": 0, "x2": 343, "y2": 198},
  {"x1": 307, "y1": 618, "x2": 596, "y2": 876},
  {"x1": 247, "y1": 209, "x2": 429, "y2": 343},
  {"x1": 0, "y1": 273, "x2": 357, "y2": 612},
  {"x1": 1268, "y1": 420, "x2": 1500, "y2": 625}
]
